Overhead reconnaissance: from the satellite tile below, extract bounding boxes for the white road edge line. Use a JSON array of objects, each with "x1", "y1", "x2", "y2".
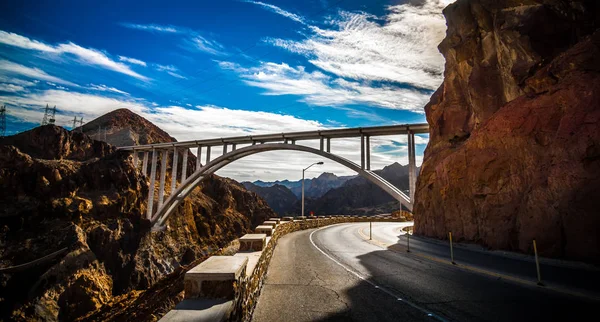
[{"x1": 309, "y1": 226, "x2": 449, "y2": 322}]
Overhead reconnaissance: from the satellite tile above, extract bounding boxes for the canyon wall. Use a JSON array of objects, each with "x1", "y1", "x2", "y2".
[
  {"x1": 414, "y1": 0, "x2": 600, "y2": 262},
  {"x1": 0, "y1": 125, "x2": 275, "y2": 321}
]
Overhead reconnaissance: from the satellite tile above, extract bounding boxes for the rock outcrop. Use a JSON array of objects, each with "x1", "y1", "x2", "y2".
[
  {"x1": 0, "y1": 124, "x2": 275, "y2": 321},
  {"x1": 415, "y1": 0, "x2": 600, "y2": 262}
]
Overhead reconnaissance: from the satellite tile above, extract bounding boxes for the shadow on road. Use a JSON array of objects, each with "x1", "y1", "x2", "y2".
[{"x1": 311, "y1": 234, "x2": 598, "y2": 322}]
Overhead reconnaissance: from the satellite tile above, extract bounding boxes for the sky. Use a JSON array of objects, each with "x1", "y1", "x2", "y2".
[{"x1": 0, "y1": 0, "x2": 453, "y2": 181}]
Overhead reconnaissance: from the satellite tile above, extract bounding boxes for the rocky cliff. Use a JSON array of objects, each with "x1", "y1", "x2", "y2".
[
  {"x1": 414, "y1": 0, "x2": 600, "y2": 262},
  {"x1": 0, "y1": 124, "x2": 275, "y2": 321}
]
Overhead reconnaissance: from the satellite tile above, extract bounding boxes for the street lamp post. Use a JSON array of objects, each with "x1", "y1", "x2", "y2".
[{"x1": 302, "y1": 161, "x2": 324, "y2": 217}]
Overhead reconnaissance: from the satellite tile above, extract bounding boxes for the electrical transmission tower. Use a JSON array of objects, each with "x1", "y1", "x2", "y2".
[
  {"x1": 41, "y1": 104, "x2": 57, "y2": 126},
  {"x1": 71, "y1": 116, "x2": 84, "y2": 132},
  {"x1": 0, "y1": 105, "x2": 6, "y2": 138}
]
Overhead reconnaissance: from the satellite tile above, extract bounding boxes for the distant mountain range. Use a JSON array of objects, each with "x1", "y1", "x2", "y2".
[
  {"x1": 243, "y1": 162, "x2": 419, "y2": 216},
  {"x1": 252, "y1": 172, "x2": 356, "y2": 199}
]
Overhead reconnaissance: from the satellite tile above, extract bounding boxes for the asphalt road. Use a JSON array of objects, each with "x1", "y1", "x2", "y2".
[{"x1": 251, "y1": 222, "x2": 599, "y2": 322}]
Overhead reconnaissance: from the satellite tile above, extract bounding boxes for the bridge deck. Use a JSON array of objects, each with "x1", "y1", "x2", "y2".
[{"x1": 118, "y1": 123, "x2": 429, "y2": 151}]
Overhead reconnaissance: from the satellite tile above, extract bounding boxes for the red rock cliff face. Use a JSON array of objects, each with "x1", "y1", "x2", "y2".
[{"x1": 414, "y1": 0, "x2": 600, "y2": 262}]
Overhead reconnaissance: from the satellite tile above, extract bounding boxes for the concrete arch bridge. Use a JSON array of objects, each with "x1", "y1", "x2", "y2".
[{"x1": 117, "y1": 124, "x2": 428, "y2": 229}]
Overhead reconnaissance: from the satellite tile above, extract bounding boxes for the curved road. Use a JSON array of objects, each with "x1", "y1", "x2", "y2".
[{"x1": 252, "y1": 222, "x2": 598, "y2": 322}]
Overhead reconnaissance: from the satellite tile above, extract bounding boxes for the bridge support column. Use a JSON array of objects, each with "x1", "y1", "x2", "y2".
[
  {"x1": 361, "y1": 134, "x2": 365, "y2": 170},
  {"x1": 181, "y1": 149, "x2": 188, "y2": 182},
  {"x1": 170, "y1": 147, "x2": 179, "y2": 194},
  {"x1": 366, "y1": 135, "x2": 371, "y2": 170},
  {"x1": 158, "y1": 150, "x2": 168, "y2": 207},
  {"x1": 291, "y1": 139, "x2": 296, "y2": 145},
  {"x1": 196, "y1": 145, "x2": 202, "y2": 171},
  {"x1": 147, "y1": 149, "x2": 158, "y2": 220},
  {"x1": 326, "y1": 138, "x2": 330, "y2": 153},
  {"x1": 408, "y1": 132, "x2": 416, "y2": 203},
  {"x1": 142, "y1": 151, "x2": 149, "y2": 175},
  {"x1": 232, "y1": 143, "x2": 237, "y2": 151},
  {"x1": 223, "y1": 144, "x2": 227, "y2": 155},
  {"x1": 206, "y1": 146, "x2": 211, "y2": 164},
  {"x1": 320, "y1": 137, "x2": 324, "y2": 151},
  {"x1": 133, "y1": 151, "x2": 138, "y2": 168}
]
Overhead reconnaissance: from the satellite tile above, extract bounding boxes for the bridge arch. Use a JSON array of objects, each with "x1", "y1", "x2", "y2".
[{"x1": 151, "y1": 143, "x2": 412, "y2": 228}]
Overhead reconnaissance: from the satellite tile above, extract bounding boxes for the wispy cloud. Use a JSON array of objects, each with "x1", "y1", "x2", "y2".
[
  {"x1": 0, "y1": 83, "x2": 26, "y2": 93},
  {"x1": 242, "y1": 1, "x2": 307, "y2": 25},
  {"x1": 118, "y1": 55, "x2": 147, "y2": 67},
  {"x1": 120, "y1": 23, "x2": 179, "y2": 33},
  {"x1": 219, "y1": 61, "x2": 429, "y2": 113},
  {"x1": 155, "y1": 64, "x2": 187, "y2": 79},
  {"x1": 121, "y1": 23, "x2": 226, "y2": 55},
  {"x1": 266, "y1": 0, "x2": 449, "y2": 91},
  {"x1": 0, "y1": 59, "x2": 79, "y2": 87},
  {"x1": 0, "y1": 30, "x2": 149, "y2": 81},
  {"x1": 88, "y1": 83, "x2": 129, "y2": 95}
]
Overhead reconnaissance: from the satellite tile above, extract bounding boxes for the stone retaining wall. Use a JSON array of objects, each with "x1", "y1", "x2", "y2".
[{"x1": 232, "y1": 216, "x2": 406, "y2": 322}]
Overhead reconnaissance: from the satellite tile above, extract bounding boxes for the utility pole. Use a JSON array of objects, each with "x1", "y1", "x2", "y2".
[
  {"x1": 41, "y1": 105, "x2": 56, "y2": 126},
  {"x1": 0, "y1": 105, "x2": 6, "y2": 138}
]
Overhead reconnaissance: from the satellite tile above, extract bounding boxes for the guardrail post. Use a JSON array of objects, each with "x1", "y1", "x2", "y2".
[
  {"x1": 449, "y1": 231, "x2": 456, "y2": 265},
  {"x1": 533, "y1": 239, "x2": 544, "y2": 286}
]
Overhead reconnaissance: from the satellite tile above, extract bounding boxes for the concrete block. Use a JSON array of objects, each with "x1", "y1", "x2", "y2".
[
  {"x1": 263, "y1": 220, "x2": 277, "y2": 228},
  {"x1": 269, "y1": 218, "x2": 281, "y2": 224},
  {"x1": 297, "y1": 216, "x2": 306, "y2": 220},
  {"x1": 159, "y1": 299, "x2": 233, "y2": 322},
  {"x1": 184, "y1": 256, "x2": 248, "y2": 300},
  {"x1": 255, "y1": 225, "x2": 274, "y2": 236},
  {"x1": 239, "y1": 234, "x2": 266, "y2": 251},
  {"x1": 281, "y1": 216, "x2": 293, "y2": 221}
]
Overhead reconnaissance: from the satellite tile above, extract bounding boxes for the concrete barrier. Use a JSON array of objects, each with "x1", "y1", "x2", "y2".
[
  {"x1": 262, "y1": 220, "x2": 277, "y2": 228},
  {"x1": 255, "y1": 225, "x2": 274, "y2": 236},
  {"x1": 239, "y1": 234, "x2": 267, "y2": 252},
  {"x1": 162, "y1": 216, "x2": 407, "y2": 322},
  {"x1": 269, "y1": 218, "x2": 281, "y2": 224}
]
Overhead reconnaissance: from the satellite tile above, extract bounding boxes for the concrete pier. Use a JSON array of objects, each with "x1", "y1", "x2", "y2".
[
  {"x1": 255, "y1": 225, "x2": 274, "y2": 236},
  {"x1": 239, "y1": 234, "x2": 267, "y2": 251},
  {"x1": 184, "y1": 256, "x2": 248, "y2": 300}
]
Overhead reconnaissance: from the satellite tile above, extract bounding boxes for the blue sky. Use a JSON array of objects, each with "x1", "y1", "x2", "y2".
[{"x1": 0, "y1": 0, "x2": 452, "y2": 181}]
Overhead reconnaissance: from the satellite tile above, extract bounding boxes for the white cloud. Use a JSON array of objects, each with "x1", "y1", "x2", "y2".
[
  {"x1": 155, "y1": 64, "x2": 188, "y2": 79},
  {"x1": 267, "y1": 0, "x2": 449, "y2": 91},
  {"x1": 89, "y1": 83, "x2": 129, "y2": 95},
  {"x1": 121, "y1": 23, "x2": 225, "y2": 55},
  {"x1": 1, "y1": 87, "x2": 427, "y2": 181},
  {"x1": 242, "y1": 1, "x2": 306, "y2": 25},
  {"x1": 0, "y1": 59, "x2": 78, "y2": 87},
  {"x1": 0, "y1": 30, "x2": 149, "y2": 81},
  {"x1": 120, "y1": 23, "x2": 179, "y2": 33},
  {"x1": 118, "y1": 55, "x2": 147, "y2": 67},
  {"x1": 220, "y1": 61, "x2": 429, "y2": 113},
  {"x1": 187, "y1": 35, "x2": 226, "y2": 55},
  {"x1": 0, "y1": 83, "x2": 26, "y2": 92}
]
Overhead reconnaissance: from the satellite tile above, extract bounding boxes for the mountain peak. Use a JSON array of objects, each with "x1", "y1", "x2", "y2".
[
  {"x1": 317, "y1": 172, "x2": 338, "y2": 181},
  {"x1": 80, "y1": 108, "x2": 176, "y2": 146}
]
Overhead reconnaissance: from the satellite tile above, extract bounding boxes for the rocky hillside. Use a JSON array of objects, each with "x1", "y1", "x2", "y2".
[
  {"x1": 78, "y1": 108, "x2": 175, "y2": 146},
  {"x1": 415, "y1": 0, "x2": 600, "y2": 262},
  {"x1": 0, "y1": 124, "x2": 275, "y2": 321},
  {"x1": 242, "y1": 182, "x2": 298, "y2": 216}
]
